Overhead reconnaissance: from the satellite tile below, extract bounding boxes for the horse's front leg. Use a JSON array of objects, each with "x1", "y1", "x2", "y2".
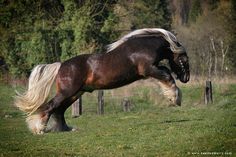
[{"x1": 147, "y1": 65, "x2": 182, "y2": 106}]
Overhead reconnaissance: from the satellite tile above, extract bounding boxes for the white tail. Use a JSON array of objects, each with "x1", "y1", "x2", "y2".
[
  {"x1": 15, "y1": 62, "x2": 61, "y2": 134},
  {"x1": 15, "y1": 62, "x2": 61, "y2": 115}
]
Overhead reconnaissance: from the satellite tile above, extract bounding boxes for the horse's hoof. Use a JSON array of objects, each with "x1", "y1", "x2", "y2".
[
  {"x1": 171, "y1": 87, "x2": 182, "y2": 106},
  {"x1": 38, "y1": 130, "x2": 45, "y2": 135},
  {"x1": 26, "y1": 114, "x2": 47, "y2": 135},
  {"x1": 71, "y1": 127, "x2": 79, "y2": 132}
]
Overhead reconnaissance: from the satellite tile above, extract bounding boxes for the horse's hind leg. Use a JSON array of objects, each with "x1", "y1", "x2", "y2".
[
  {"x1": 46, "y1": 92, "x2": 84, "y2": 132},
  {"x1": 25, "y1": 93, "x2": 67, "y2": 134},
  {"x1": 48, "y1": 111, "x2": 70, "y2": 132},
  {"x1": 147, "y1": 66, "x2": 182, "y2": 106},
  {"x1": 26, "y1": 113, "x2": 47, "y2": 134}
]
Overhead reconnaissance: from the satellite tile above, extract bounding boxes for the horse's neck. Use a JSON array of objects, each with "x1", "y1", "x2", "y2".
[{"x1": 105, "y1": 36, "x2": 169, "y2": 59}]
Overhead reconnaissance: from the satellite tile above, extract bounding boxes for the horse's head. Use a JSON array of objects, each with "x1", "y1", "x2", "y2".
[{"x1": 168, "y1": 42, "x2": 190, "y2": 83}]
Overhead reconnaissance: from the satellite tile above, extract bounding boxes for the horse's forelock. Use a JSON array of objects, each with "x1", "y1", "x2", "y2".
[{"x1": 106, "y1": 28, "x2": 185, "y2": 54}]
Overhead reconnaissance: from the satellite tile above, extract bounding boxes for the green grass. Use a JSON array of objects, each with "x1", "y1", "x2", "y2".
[{"x1": 0, "y1": 82, "x2": 235, "y2": 157}]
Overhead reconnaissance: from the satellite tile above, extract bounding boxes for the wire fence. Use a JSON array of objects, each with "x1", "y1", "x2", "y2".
[{"x1": 70, "y1": 78, "x2": 218, "y2": 116}]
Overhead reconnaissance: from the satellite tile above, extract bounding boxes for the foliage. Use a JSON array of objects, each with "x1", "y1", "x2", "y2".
[
  {"x1": 188, "y1": 0, "x2": 202, "y2": 22},
  {"x1": 228, "y1": 0, "x2": 236, "y2": 72},
  {"x1": 130, "y1": 0, "x2": 171, "y2": 29},
  {"x1": 0, "y1": 0, "x2": 171, "y2": 77},
  {"x1": 0, "y1": 0, "x2": 114, "y2": 75},
  {"x1": 116, "y1": 0, "x2": 171, "y2": 31},
  {"x1": 0, "y1": 0, "x2": 62, "y2": 76},
  {"x1": 2, "y1": 1, "x2": 235, "y2": 78}
]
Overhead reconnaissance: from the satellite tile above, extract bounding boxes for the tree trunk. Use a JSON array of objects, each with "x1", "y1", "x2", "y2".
[
  {"x1": 210, "y1": 37, "x2": 218, "y2": 77},
  {"x1": 220, "y1": 40, "x2": 229, "y2": 76}
]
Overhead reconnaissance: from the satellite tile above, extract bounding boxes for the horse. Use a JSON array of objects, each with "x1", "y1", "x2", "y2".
[{"x1": 15, "y1": 28, "x2": 190, "y2": 134}]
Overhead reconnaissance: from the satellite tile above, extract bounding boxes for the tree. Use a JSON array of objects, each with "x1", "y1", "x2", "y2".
[
  {"x1": 118, "y1": 0, "x2": 171, "y2": 30},
  {"x1": 228, "y1": 0, "x2": 236, "y2": 73},
  {"x1": 0, "y1": 0, "x2": 63, "y2": 76},
  {"x1": 189, "y1": 0, "x2": 202, "y2": 22},
  {"x1": 0, "y1": 0, "x2": 172, "y2": 78},
  {"x1": 59, "y1": 0, "x2": 119, "y2": 61},
  {"x1": 173, "y1": 0, "x2": 235, "y2": 77}
]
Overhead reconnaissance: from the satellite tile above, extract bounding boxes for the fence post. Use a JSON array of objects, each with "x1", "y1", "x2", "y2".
[
  {"x1": 97, "y1": 90, "x2": 104, "y2": 115},
  {"x1": 204, "y1": 81, "x2": 213, "y2": 104},
  {"x1": 121, "y1": 98, "x2": 131, "y2": 112},
  {"x1": 72, "y1": 96, "x2": 82, "y2": 118}
]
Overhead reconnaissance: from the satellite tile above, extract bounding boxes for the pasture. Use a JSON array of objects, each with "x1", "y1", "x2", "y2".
[{"x1": 0, "y1": 81, "x2": 235, "y2": 157}]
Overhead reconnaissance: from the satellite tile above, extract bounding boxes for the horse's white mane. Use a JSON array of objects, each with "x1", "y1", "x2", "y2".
[{"x1": 106, "y1": 28, "x2": 185, "y2": 53}]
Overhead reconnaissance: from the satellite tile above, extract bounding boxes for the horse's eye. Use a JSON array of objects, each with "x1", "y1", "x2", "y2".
[{"x1": 176, "y1": 42, "x2": 181, "y2": 47}]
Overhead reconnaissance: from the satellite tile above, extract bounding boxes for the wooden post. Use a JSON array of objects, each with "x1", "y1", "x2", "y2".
[
  {"x1": 121, "y1": 98, "x2": 131, "y2": 112},
  {"x1": 72, "y1": 96, "x2": 82, "y2": 118},
  {"x1": 97, "y1": 90, "x2": 104, "y2": 115},
  {"x1": 204, "y1": 81, "x2": 213, "y2": 104}
]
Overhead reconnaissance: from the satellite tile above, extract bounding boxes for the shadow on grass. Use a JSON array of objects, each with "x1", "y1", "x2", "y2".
[{"x1": 160, "y1": 118, "x2": 203, "y2": 124}]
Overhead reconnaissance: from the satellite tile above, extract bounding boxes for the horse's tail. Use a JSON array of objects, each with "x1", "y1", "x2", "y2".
[{"x1": 15, "y1": 62, "x2": 61, "y2": 116}]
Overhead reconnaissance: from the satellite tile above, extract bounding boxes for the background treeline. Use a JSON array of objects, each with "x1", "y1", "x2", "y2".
[
  {"x1": 0, "y1": 0, "x2": 235, "y2": 79},
  {"x1": 171, "y1": 0, "x2": 236, "y2": 79}
]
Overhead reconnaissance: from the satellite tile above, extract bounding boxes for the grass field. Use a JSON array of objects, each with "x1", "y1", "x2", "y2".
[{"x1": 0, "y1": 81, "x2": 235, "y2": 157}]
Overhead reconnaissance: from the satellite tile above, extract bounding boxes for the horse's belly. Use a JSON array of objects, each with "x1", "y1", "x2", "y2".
[
  {"x1": 85, "y1": 70, "x2": 141, "y2": 90},
  {"x1": 88, "y1": 75, "x2": 142, "y2": 89}
]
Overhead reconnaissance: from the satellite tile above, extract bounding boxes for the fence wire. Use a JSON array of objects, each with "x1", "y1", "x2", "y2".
[{"x1": 69, "y1": 78, "x2": 217, "y2": 115}]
